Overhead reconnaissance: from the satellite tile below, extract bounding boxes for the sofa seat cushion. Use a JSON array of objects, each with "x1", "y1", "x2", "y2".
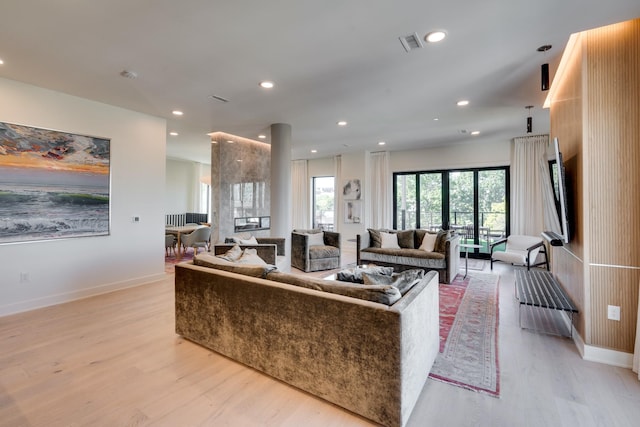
[
  {"x1": 309, "y1": 245, "x2": 340, "y2": 259},
  {"x1": 362, "y1": 247, "x2": 445, "y2": 260},
  {"x1": 266, "y1": 271, "x2": 401, "y2": 305},
  {"x1": 360, "y1": 248, "x2": 446, "y2": 270}
]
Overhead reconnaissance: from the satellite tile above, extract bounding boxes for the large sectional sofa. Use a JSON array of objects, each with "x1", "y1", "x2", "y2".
[
  {"x1": 175, "y1": 255, "x2": 440, "y2": 427},
  {"x1": 357, "y1": 228, "x2": 461, "y2": 284}
]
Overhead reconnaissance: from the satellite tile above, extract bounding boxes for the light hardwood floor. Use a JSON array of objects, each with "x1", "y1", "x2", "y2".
[{"x1": 2, "y1": 255, "x2": 640, "y2": 427}]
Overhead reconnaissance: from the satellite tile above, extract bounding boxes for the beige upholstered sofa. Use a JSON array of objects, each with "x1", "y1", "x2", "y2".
[
  {"x1": 175, "y1": 261, "x2": 440, "y2": 427},
  {"x1": 357, "y1": 228, "x2": 461, "y2": 284}
]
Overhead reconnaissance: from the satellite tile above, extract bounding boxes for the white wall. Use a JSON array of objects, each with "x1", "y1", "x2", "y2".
[
  {"x1": 166, "y1": 158, "x2": 198, "y2": 214},
  {"x1": 389, "y1": 140, "x2": 510, "y2": 173},
  {"x1": 0, "y1": 77, "x2": 167, "y2": 316}
]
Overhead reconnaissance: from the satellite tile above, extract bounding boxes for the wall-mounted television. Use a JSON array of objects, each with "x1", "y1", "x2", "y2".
[{"x1": 547, "y1": 137, "x2": 570, "y2": 244}]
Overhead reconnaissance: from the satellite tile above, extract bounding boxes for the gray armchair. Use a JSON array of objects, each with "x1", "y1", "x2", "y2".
[
  {"x1": 181, "y1": 225, "x2": 211, "y2": 255},
  {"x1": 165, "y1": 234, "x2": 176, "y2": 256},
  {"x1": 291, "y1": 229, "x2": 340, "y2": 272}
]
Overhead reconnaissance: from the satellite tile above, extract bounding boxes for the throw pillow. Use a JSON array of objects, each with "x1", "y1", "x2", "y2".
[
  {"x1": 367, "y1": 228, "x2": 384, "y2": 248},
  {"x1": 307, "y1": 231, "x2": 325, "y2": 247},
  {"x1": 435, "y1": 229, "x2": 451, "y2": 253},
  {"x1": 419, "y1": 232, "x2": 437, "y2": 252},
  {"x1": 336, "y1": 265, "x2": 394, "y2": 283},
  {"x1": 237, "y1": 248, "x2": 267, "y2": 265},
  {"x1": 217, "y1": 244, "x2": 243, "y2": 262},
  {"x1": 380, "y1": 231, "x2": 400, "y2": 249},
  {"x1": 362, "y1": 269, "x2": 424, "y2": 295},
  {"x1": 238, "y1": 236, "x2": 259, "y2": 245},
  {"x1": 396, "y1": 230, "x2": 415, "y2": 248}
]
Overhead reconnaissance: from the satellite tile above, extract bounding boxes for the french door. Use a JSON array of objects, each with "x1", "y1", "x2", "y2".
[{"x1": 393, "y1": 167, "x2": 509, "y2": 258}]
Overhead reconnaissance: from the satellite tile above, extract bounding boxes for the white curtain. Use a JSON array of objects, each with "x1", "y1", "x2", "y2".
[
  {"x1": 634, "y1": 283, "x2": 640, "y2": 380},
  {"x1": 291, "y1": 159, "x2": 309, "y2": 230},
  {"x1": 511, "y1": 134, "x2": 551, "y2": 236},
  {"x1": 190, "y1": 162, "x2": 208, "y2": 213},
  {"x1": 368, "y1": 151, "x2": 391, "y2": 229},
  {"x1": 333, "y1": 155, "x2": 342, "y2": 233}
]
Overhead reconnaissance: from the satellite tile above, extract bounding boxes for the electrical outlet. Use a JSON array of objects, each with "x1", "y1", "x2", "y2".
[
  {"x1": 20, "y1": 272, "x2": 29, "y2": 283},
  {"x1": 607, "y1": 305, "x2": 620, "y2": 321},
  {"x1": 132, "y1": 216, "x2": 140, "y2": 223}
]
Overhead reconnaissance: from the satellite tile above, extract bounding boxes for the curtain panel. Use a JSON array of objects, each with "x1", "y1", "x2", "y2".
[
  {"x1": 368, "y1": 151, "x2": 391, "y2": 229},
  {"x1": 291, "y1": 159, "x2": 309, "y2": 230},
  {"x1": 511, "y1": 134, "x2": 556, "y2": 236}
]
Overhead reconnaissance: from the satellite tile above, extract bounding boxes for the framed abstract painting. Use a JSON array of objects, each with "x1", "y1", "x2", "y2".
[{"x1": 0, "y1": 121, "x2": 110, "y2": 244}]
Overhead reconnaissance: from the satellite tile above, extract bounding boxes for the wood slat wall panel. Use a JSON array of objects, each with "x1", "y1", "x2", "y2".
[
  {"x1": 550, "y1": 18, "x2": 640, "y2": 352},
  {"x1": 585, "y1": 20, "x2": 640, "y2": 267},
  {"x1": 589, "y1": 266, "x2": 640, "y2": 352}
]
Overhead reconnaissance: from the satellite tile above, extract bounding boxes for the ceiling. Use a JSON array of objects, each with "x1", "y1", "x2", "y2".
[{"x1": 1, "y1": 1, "x2": 639, "y2": 164}]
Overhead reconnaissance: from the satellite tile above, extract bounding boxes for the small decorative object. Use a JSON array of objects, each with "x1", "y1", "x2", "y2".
[
  {"x1": 344, "y1": 200, "x2": 362, "y2": 224},
  {"x1": 343, "y1": 178, "x2": 361, "y2": 200},
  {"x1": 0, "y1": 121, "x2": 110, "y2": 244}
]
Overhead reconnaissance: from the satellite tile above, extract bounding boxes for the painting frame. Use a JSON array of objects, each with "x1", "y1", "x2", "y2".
[
  {"x1": 0, "y1": 121, "x2": 111, "y2": 244},
  {"x1": 344, "y1": 200, "x2": 362, "y2": 224},
  {"x1": 342, "y1": 178, "x2": 361, "y2": 200}
]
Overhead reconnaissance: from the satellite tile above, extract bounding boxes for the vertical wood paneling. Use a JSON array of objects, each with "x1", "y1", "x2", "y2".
[
  {"x1": 552, "y1": 247, "x2": 585, "y2": 338},
  {"x1": 590, "y1": 266, "x2": 640, "y2": 352},
  {"x1": 550, "y1": 18, "x2": 640, "y2": 352},
  {"x1": 586, "y1": 20, "x2": 640, "y2": 267}
]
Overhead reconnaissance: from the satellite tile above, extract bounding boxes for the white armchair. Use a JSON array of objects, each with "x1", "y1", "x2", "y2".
[{"x1": 490, "y1": 235, "x2": 549, "y2": 270}]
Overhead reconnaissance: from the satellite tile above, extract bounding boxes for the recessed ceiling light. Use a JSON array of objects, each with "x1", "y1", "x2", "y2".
[
  {"x1": 227, "y1": 140, "x2": 234, "y2": 143},
  {"x1": 378, "y1": 141, "x2": 386, "y2": 146},
  {"x1": 237, "y1": 159, "x2": 243, "y2": 162},
  {"x1": 172, "y1": 110, "x2": 183, "y2": 116},
  {"x1": 169, "y1": 132, "x2": 178, "y2": 136},
  {"x1": 337, "y1": 120, "x2": 348, "y2": 126},
  {"x1": 433, "y1": 118, "x2": 439, "y2": 121},
  {"x1": 311, "y1": 149, "x2": 318, "y2": 153},
  {"x1": 258, "y1": 134, "x2": 266, "y2": 139},
  {"x1": 456, "y1": 100, "x2": 469, "y2": 107},
  {"x1": 425, "y1": 31, "x2": 446, "y2": 43},
  {"x1": 0, "y1": 58, "x2": 4, "y2": 65},
  {"x1": 259, "y1": 81, "x2": 274, "y2": 89},
  {"x1": 471, "y1": 131, "x2": 480, "y2": 135}
]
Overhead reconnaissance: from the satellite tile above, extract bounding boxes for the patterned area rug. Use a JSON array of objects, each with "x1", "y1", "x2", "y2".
[
  {"x1": 429, "y1": 272, "x2": 500, "y2": 397},
  {"x1": 165, "y1": 251, "x2": 194, "y2": 274}
]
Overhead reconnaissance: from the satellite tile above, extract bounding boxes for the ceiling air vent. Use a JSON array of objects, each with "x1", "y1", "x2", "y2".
[
  {"x1": 399, "y1": 33, "x2": 423, "y2": 52},
  {"x1": 209, "y1": 94, "x2": 230, "y2": 103}
]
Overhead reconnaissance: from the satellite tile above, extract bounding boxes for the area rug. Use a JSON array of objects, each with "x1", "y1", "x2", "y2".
[
  {"x1": 165, "y1": 251, "x2": 194, "y2": 274},
  {"x1": 429, "y1": 272, "x2": 500, "y2": 397}
]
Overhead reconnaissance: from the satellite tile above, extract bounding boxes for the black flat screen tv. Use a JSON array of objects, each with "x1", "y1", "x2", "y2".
[{"x1": 548, "y1": 137, "x2": 570, "y2": 244}]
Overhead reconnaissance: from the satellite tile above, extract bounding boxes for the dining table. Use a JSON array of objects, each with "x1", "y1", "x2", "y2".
[{"x1": 165, "y1": 225, "x2": 200, "y2": 259}]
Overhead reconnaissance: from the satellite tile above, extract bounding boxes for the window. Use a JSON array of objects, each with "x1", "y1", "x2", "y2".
[
  {"x1": 312, "y1": 176, "x2": 334, "y2": 231},
  {"x1": 393, "y1": 167, "x2": 509, "y2": 258}
]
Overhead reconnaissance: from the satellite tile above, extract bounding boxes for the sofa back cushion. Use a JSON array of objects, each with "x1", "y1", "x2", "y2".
[
  {"x1": 396, "y1": 230, "x2": 415, "y2": 248},
  {"x1": 193, "y1": 252, "x2": 274, "y2": 278}
]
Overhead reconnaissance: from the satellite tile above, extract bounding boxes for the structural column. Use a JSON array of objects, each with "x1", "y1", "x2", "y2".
[{"x1": 270, "y1": 123, "x2": 292, "y2": 252}]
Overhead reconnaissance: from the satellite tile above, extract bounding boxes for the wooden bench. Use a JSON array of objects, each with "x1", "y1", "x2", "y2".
[{"x1": 515, "y1": 268, "x2": 578, "y2": 338}]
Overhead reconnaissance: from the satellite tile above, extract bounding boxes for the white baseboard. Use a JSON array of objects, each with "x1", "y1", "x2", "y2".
[
  {"x1": 0, "y1": 272, "x2": 168, "y2": 317},
  {"x1": 572, "y1": 324, "x2": 634, "y2": 368}
]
